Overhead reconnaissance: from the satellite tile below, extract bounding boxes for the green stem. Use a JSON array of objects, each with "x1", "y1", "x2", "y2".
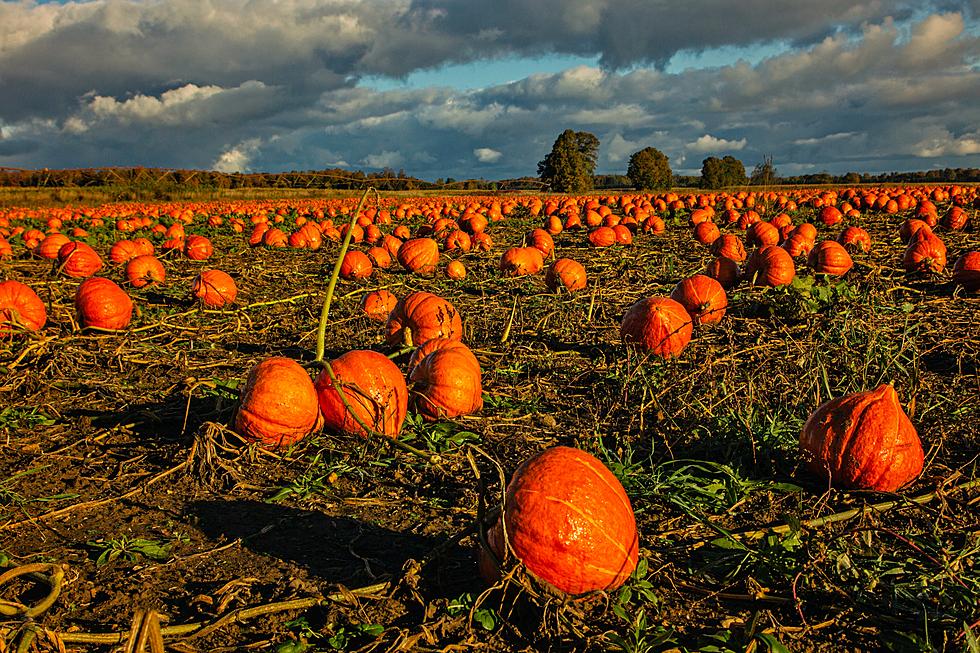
[{"x1": 315, "y1": 187, "x2": 378, "y2": 363}]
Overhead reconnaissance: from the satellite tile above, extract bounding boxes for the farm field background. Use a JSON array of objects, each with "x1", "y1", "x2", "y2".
[{"x1": 0, "y1": 185, "x2": 978, "y2": 652}]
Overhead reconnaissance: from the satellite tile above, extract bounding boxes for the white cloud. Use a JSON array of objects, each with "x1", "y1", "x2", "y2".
[
  {"x1": 361, "y1": 150, "x2": 404, "y2": 168},
  {"x1": 213, "y1": 138, "x2": 262, "y2": 173},
  {"x1": 792, "y1": 132, "x2": 858, "y2": 146},
  {"x1": 686, "y1": 134, "x2": 747, "y2": 153},
  {"x1": 474, "y1": 147, "x2": 502, "y2": 162},
  {"x1": 913, "y1": 131, "x2": 980, "y2": 157}
]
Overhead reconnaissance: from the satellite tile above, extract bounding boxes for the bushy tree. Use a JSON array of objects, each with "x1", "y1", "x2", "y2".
[
  {"x1": 537, "y1": 129, "x2": 599, "y2": 193},
  {"x1": 701, "y1": 155, "x2": 747, "y2": 189},
  {"x1": 626, "y1": 147, "x2": 672, "y2": 190}
]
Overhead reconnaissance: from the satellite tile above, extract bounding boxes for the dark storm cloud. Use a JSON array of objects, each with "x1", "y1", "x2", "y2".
[{"x1": 0, "y1": 2, "x2": 978, "y2": 176}]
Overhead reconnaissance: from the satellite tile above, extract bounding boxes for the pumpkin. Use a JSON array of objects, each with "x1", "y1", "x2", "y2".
[
  {"x1": 545, "y1": 258, "x2": 587, "y2": 293},
  {"x1": 0, "y1": 237, "x2": 11, "y2": 258},
  {"x1": 791, "y1": 223, "x2": 818, "y2": 243},
  {"x1": 125, "y1": 254, "x2": 166, "y2": 288},
  {"x1": 612, "y1": 224, "x2": 633, "y2": 245},
  {"x1": 711, "y1": 234, "x2": 747, "y2": 263},
  {"x1": 109, "y1": 239, "x2": 142, "y2": 265},
  {"x1": 952, "y1": 251, "x2": 980, "y2": 291},
  {"x1": 800, "y1": 384, "x2": 924, "y2": 492},
  {"x1": 484, "y1": 446, "x2": 638, "y2": 596},
  {"x1": 808, "y1": 240, "x2": 853, "y2": 276},
  {"x1": 410, "y1": 340, "x2": 483, "y2": 420},
  {"x1": 903, "y1": 231, "x2": 947, "y2": 273},
  {"x1": 446, "y1": 260, "x2": 467, "y2": 280},
  {"x1": 704, "y1": 256, "x2": 739, "y2": 289},
  {"x1": 899, "y1": 219, "x2": 931, "y2": 244},
  {"x1": 499, "y1": 247, "x2": 544, "y2": 277},
  {"x1": 620, "y1": 297, "x2": 693, "y2": 358},
  {"x1": 35, "y1": 233, "x2": 71, "y2": 260},
  {"x1": 75, "y1": 277, "x2": 133, "y2": 330},
  {"x1": 315, "y1": 349, "x2": 408, "y2": 438},
  {"x1": 444, "y1": 230, "x2": 472, "y2": 253},
  {"x1": 397, "y1": 238, "x2": 440, "y2": 275},
  {"x1": 361, "y1": 289, "x2": 398, "y2": 322},
  {"x1": 0, "y1": 280, "x2": 47, "y2": 334},
  {"x1": 782, "y1": 233, "x2": 813, "y2": 258},
  {"x1": 746, "y1": 221, "x2": 780, "y2": 247},
  {"x1": 340, "y1": 251, "x2": 373, "y2": 280},
  {"x1": 184, "y1": 235, "x2": 213, "y2": 260},
  {"x1": 366, "y1": 246, "x2": 393, "y2": 269},
  {"x1": 386, "y1": 291, "x2": 463, "y2": 346},
  {"x1": 473, "y1": 232, "x2": 494, "y2": 252},
  {"x1": 745, "y1": 245, "x2": 796, "y2": 287},
  {"x1": 941, "y1": 206, "x2": 968, "y2": 231},
  {"x1": 525, "y1": 228, "x2": 555, "y2": 258},
  {"x1": 818, "y1": 206, "x2": 843, "y2": 226},
  {"x1": 693, "y1": 221, "x2": 721, "y2": 246},
  {"x1": 670, "y1": 275, "x2": 727, "y2": 326},
  {"x1": 588, "y1": 227, "x2": 617, "y2": 248},
  {"x1": 192, "y1": 270, "x2": 238, "y2": 308},
  {"x1": 262, "y1": 228, "x2": 288, "y2": 248},
  {"x1": 235, "y1": 357, "x2": 323, "y2": 448},
  {"x1": 58, "y1": 241, "x2": 103, "y2": 278},
  {"x1": 837, "y1": 226, "x2": 871, "y2": 253}
]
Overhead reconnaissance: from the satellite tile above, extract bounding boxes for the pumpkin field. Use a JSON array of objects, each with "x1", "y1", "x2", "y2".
[{"x1": 0, "y1": 185, "x2": 978, "y2": 652}]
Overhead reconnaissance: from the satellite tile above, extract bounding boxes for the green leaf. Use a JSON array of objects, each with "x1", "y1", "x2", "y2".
[{"x1": 755, "y1": 632, "x2": 792, "y2": 653}]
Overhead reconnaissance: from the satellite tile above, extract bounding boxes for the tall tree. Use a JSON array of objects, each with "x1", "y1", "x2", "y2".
[
  {"x1": 701, "y1": 155, "x2": 747, "y2": 189},
  {"x1": 750, "y1": 155, "x2": 778, "y2": 186},
  {"x1": 626, "y1": 147, "x2": 672, "y2": 190},
  {"x1": 538, "y1": 129, "x2": 598, "y2": 193}
]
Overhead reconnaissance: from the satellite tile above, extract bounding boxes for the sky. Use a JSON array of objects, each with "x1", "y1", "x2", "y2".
[{"x1": 1, "y1": 0, "x2": 979, "y2": 179}]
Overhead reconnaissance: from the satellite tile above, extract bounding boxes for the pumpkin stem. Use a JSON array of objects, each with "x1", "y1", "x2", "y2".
[{"x1": 315, "y1": 187, "x2": 379, "y2": 363}]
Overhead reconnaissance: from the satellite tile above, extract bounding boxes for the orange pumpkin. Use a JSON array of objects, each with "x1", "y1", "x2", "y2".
[
  {"x1": 340, "y1": 251, "x2": 373, "y2": 280},
  {"x1": 125, "y1": 254, "x2": 166, "y2": 288},
  {"x1": 800, "y1": 384, "x2": 923, "y2": 492},
  {"x1": 192, "y1": 270, "x2": 238, "y2": 308},
  {"x1": 545, "y1": 258, "x2": 587, "y2": 293},
  {"x1": 746, "y1": 221, "x2": 780, "y2": 247},
  {"x1": 588, "y1": 226, "x2": 617, "y2": 248},
  {"x1": 693, "y1": 221, "x2": 721, "y2": 246},
  {"x1": 410, "y1": 341, "x2": 483, "y2": 420},
  {"x1": 360, "y1": 289, "x2": 398, "y2": 322},
  {"x1": 903, "y1": 231, "x2": 947, "y2": 273},
  {"x1": 499, "y1": 247, "x2": 544, "y2": 277},
  {"x1": 745, "y1": 245, "x2": 796, "y2": 287},
  {"x1": 75, "y1": 277, "x2": 133, "y2": 330},
  {"x1": 952, "y1": 251, "x2": 980, "y2": 291},
  {"x1": 808, "y1": 240, "x2": 853, "y2": 276},
  {"x1": 525, "y1": 228, "x2": 555, "y2": 258},
  {"x1": 837, "y1": 226, "x2": 871, "y2": 253},
  {"x1": 670, "y1": 275, "x2": 727, "y2": 325},
  {"x1": 0, "y1": 280, "x2": 47, "y2": 335},
  {"x1": 704, "y1": 256, "x2": 739, "y2": 290},
  {"x1": 316, "y1": 350, "x2": 408, "y2": 439},
  {"x1": 386, "y1": 291, "x2": 463, "y2": 346},
  {"x1": 183, "y1": 235, "x2": 214, "y2": 260},
  {"x1": 58, "y1": 241, "x2": 103, "y2": 278},
  {"x1": 485, "y1": 446, "x2": 638, "y2": 596},
  {"x1": 445, "y1": 260, "x2": 467, "y2": 280},
  {"x1": 397, "y1": 238, "x2": 440, "y2": 275},
  {"x1": 711, "y1": 234, "x2": 747, "y2": 263},
  {"x1": 35, "y1": 233, "x2": 71, "y2": 260},
  {"x1": 235, "y1": 357, "x2": 323, "y2": 448},
  {"x1": 620, "y1": 297, "x2": 693, "y2": 358}
]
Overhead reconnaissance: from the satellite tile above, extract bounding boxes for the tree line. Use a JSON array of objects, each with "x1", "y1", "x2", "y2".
[{"x1": 3, "y1": 132, "x2": 979, "y2": 193}]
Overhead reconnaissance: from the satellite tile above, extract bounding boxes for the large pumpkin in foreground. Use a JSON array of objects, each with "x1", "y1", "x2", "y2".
[
  {"x1": 800, "y1": 384, "x2": 924, "y2": 492},
  {"x1": 75, "y1": 277, "x2": 133, "y2": 331},
  {"x1": 316, "y1": 350, "x2": 408, "y2": 439},
  {"x1": 385, "y1": 291, "x2": 463, "y2": 347},
  {"x1": 235, "y1": 357, "x2": 322, "y2": 448},
  {"x1": 483, "y1": 446, "x2": 639, "y2": 596}
]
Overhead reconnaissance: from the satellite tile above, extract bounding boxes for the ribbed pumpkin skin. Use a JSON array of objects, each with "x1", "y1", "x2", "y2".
[
  {"x1": 75, "y1": 277, "x2": 133, "y2": 330},
  {"x1": 235, "y1": 357, "x2": 322, "y2": 448},
  {"x1": 58, "y1": 241, "x2": 103, "y2": 278},
  {"x1": 545, "y1": 258, "x2": 587, "y2": 292},
  {"x1": 670, "y1": 275, "x2": 727, "y2": 325},
  {"x1": 385, "y1": 291, "x2": 463, "y2": 346},
  {"x1": 704, "y1": 256, "x2": 739, "y2": 289},
  {"x1": 800, "y1": 384, "x2": 924, "y2": 492},
  {"x1": 952, "y1": 252, "x2": 980, "y2": 291},
  {"x1": 410, "y1": 341, "x2": 483, "y2": 420},
  {"x1": 746, "y1": 245, "x2": 796, "y2": 287},
  {"x1": 340, "y1": 250, "x2": 373, "y2": 280},
  {"x1": 192, "y1": 270, "x2": 238, "y2": 308},
  {"x1": 620, "y1": 297, "x2": 693, "y2": 358},
  {"x1": 315, "y1": 350, "x2": 407, "y2": 439},
  {"x1": 808, "y1": 240, "x2": 853, "y2": 276},
  {"x1": 126, "y1": 254, "x2": 166, "y2": 288},
  {"x1": 711, "y1": 234, "x2": 747, "y2": 263},
  {"x1": 0, "y1": 280, "x2": 47, "y2": 334},
  {"x1": 35, "y1": 233, "x2": 71, "y2": 260},
  {"x1": 360, "y1": 289, "x2": 397, "y2": 321},
  {"x1": 184, "y1": 235, "x2": 213, "y2": 260},
  {"x1": 397, "y1": 238, "x2": 440, "y2": 275},
  {"x1": 500, "y1": 447, "x2": 639, "y2": 596},
  {"x1": 903, "y1": 231, "x2": 947, "y2": 273},
  {"x1": 499, "y1": 247, "x2": 544, "y2": 277}
]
